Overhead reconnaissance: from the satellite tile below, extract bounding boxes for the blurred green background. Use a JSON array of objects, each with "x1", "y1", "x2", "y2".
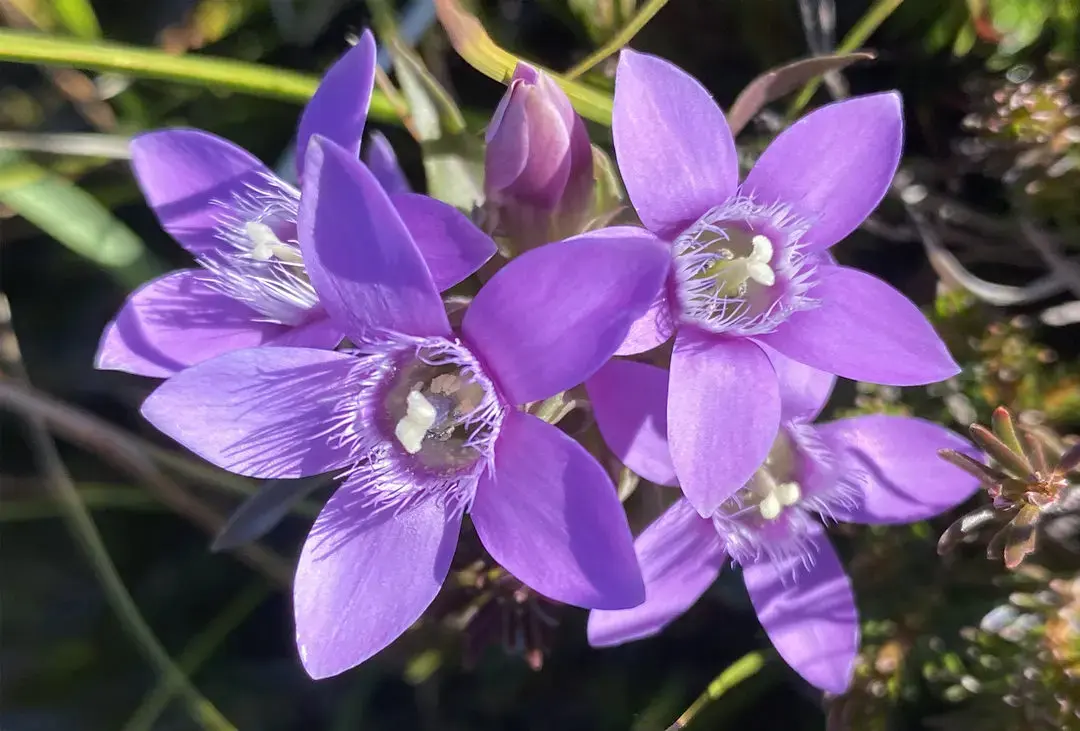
[{"x1": 1, "y1": 1, "x2": 1078, "y2": 729}]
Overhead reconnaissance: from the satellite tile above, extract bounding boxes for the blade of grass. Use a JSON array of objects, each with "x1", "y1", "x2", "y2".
[
  {"x1": 123, "y1": 581, "x2": 271, "y2": 731},
  {"x1": 563, "y1": 0, "x2": 668, "y2": 79},
  {"x1": 1, "y1": 483, "x2": 168, "y2": 521},
  {"x1": 0, "y1": 293, "x2": 237, "y2": 731},
  {"x1": 0, "y1": 28, "x2": 397, "y2": 119},
  {"x1": 787, "y1": 0, "x2": 904, "y2": 117},
  {"x1": 0, "y1": 149, "x2": 161, "y2": 288},
  {"x1": 666, "y1": 650, "x2": 775, "y2": 730},
  {"x1": 51, "y1": 0, "x2": 102, "y2": 39}
]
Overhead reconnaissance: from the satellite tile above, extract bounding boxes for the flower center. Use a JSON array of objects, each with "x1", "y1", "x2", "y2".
[
  {"x1": 671, "y1": 197, "x2": 818, "y2": 336},
  {"x1": 205, "y1": 176, "x2": 317, "y2": 326},
  {"x1": 717, "y1": 429, "x2": 804, "y2": 523},
  {"x1": 382, "y1": 347, "x2": 501, "y2": 473}
]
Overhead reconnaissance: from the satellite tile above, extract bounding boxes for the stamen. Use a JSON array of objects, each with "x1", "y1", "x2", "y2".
[
  {"x1": 671, "y1": 196, "x2": 819, "y2": 336},
  {"x1": 776, "y1": 481, "x2": 802, "y2": 506},
  {"x1": 395, "y1": 390, "x2": 438, "y2": 454}
]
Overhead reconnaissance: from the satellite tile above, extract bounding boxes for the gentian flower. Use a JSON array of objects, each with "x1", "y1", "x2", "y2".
[
  {"x1": 609, "y1": 49, "x2": 960, "y2": 516},
  {"x1": 97, "y1": 31, "x2": 493, "y2": 378},
  {"x1": 139, "y1": 137, "x2": 670, "y2": 678},
  {"x1": 584, "y1": 350, "x2": 981, "y2": 693},
  {"x1": 484, "y1": 63, "x2": 594, "y2": 253}
]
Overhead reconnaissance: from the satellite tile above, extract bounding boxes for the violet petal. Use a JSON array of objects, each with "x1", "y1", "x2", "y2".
[
  {"x1": 758, "y1": 265, "x2": 959, "y2": 386},
  {"x1": 743, "y1": 523, "x2": 859, "y2": 694},
  {"x1": 588, "y1": 498, "x2": 725, "y2": 646},
  {"x1": 669, "y1": 330, "x2": 781, "y2": 516},
  {"x1": 294, "y1": 492, "x2": 460, "y2": 678},
  {"x1": 141, "y1": 347, "x2": 359, "y2": 479},
  {"x1": 462, "y1": 226, "x2": 670, "y2": 405},
  {"x1": 613, "y1": 50, "x2": 739, "y2": 240},
  {"x1": 586, "y1": 359, "x2": 678, "y2": 486},
  {"x1": 471, "y1": 410, "x2": 645, "y2": 609},
  {"x1": 96, "y1": 270, "x2": 285, "y2": 378},
  {"x1": 298, "y1": 137, "x2": 449, "y2": 341},
  {"x1": 741, "y1": 93, "x2": 903, "y2": 252}
]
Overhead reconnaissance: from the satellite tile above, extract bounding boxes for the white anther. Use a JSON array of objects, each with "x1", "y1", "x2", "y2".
[
  {"x1": 394, "y1": 391, "x2": 438, "y2": 454},
  {"x1": 758, "y1": 492, "x2": 782, "y2": 521},
  {"x1": 745, "y1": 261, "x2": 776, "y2": 286},
  {"x1": 749, "y1": 234, "x2": 774, "y2": 263},
  {"x1": 245, "y1": 222, "x2": 283, "y2": 260},
  {"x1": 775, "y1": 481, "x2": 802, "y2": 507}
]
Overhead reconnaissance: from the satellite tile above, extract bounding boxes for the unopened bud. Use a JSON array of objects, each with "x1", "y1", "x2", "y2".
[{"x1": 483, "y1": 63, "x2": 594, "y2": 253}]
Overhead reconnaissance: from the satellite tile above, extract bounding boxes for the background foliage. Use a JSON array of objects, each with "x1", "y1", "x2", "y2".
[{"x1": 1, "y1": 1, "x2": 1077, "y2": 729}]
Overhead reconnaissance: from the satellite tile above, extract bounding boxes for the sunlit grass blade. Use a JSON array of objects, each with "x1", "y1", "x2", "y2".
[
  {"x1": 0, "y1": 28, "x2": 397, "y2": 119},
  {"x1": 0, "y1": 149, "x2": 162, "y2": 288}
]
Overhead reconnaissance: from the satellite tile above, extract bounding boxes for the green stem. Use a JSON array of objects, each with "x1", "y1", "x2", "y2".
[
  {"x1": 1, "y1": 484, "x2": 167, "y2": 521},
  {"x1": 123, "y1": 582, "x2": 270, "y2": 731},
  {"x1": 21, "y1": 417, "x2": 236, "y2": 730},
  {"x1": 787, "y1": 0, "x2": 905, "y2": 117},
  {"x1": 667, "y1": 650, "x2": 774, "y2": 729},
  {"x1": 0, "y1": 29, "x2": 397, "y2": 120},
  {"x1": 564, "y1": 0, "x2": 669, "y2": 79}
]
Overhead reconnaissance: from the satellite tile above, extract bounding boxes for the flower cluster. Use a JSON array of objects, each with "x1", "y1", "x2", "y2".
[{"x1": 96, "y1": 32, "x2": 979, "y2": 690}]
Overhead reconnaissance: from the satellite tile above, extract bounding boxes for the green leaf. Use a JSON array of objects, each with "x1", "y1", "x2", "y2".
[
  {"x1": 0, "y1": 28, "x2": 397, "y2": 119},
  {"x1": 50, "y1": 0, "x2": 102, "y2": 39},
  {"x1": 0, "y1": 150, "x2": 161, "y2": 287},
  {"x1": 391, "y1": 41, "x2": 484, "y2": 211}
]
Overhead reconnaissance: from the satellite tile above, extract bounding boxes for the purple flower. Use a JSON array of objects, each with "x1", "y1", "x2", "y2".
[
  {"x1": 609, "y1": 49, "x2": 960, "y2": 516},
  {"x1": 138, "y1": 137, "x2": 671, "y2": 678},
  {"x1": 97, "y1": 31, "x2": 494, "y2": 378},
  {"x1": 484, "y1": 63, "x2": 594, "y2": 252},
  {"x1": 583, "y1": 351, "x2": 981, "y2": 693}
]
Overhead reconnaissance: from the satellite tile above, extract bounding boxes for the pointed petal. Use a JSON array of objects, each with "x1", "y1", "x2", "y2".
[
  {"x1": 759, "y1": 343, "x2": 836, "y2": 422},
  {"x1": 615, "y1": 289, "x2": 676, "y2": 356},
  {"x1": 471, "y1": 410, "x2": 645, "y2": 609},
  {"x1": 614, "y1": 50, "x2": 739, "y2": 239},
  {"x1": 141, "y1": 347, "x2": 360, "y2": 478},
  {"x1": 463, "y1": 227, "x2": 670, "y2": 404},
  {"x1": 743, "y1": 525, "x2": 858, "y2": 694},
  {"x1": 588, "y1": 499, "x2": 725, "y2": 646},
  {"x1": 129, "y1": 129, "x2": 277, "y2": 257},
  {"x1": 758, "y1": 266, "x2": 959, "y2": 386},
  {"x1": 364, "y1": 131, "x2": 411, "y2": 195},
  {"x1": 266, "y1": 315, "x2": 343, "y2": 350},
  {"x1": 295, "y1": 30, "x2": 376, "y2": 180},
  {"x1": 815, "y1": 415, "x2": 982, "y2": 524},
  {"x1": 669, "y1": 331, "x2": 781, "y2": 516},
  {"x1": 299, "y1": 138, "x2": 449, "y2": 340},
  {"x1": 390, "y1": 193, "x2": 496, "y2": 290},
  {"x1": 96, "y1": 270, "x2": 286, "y2": 378},
  {"x1": 586, "y1": 360, "x2": 677, "y2": 486},
  {"x1": 295, "y1": 493, "x2": 460, "y2": 678},
  {"x1": 741, "y1": 93, "x2": 903, "y2": 251}
]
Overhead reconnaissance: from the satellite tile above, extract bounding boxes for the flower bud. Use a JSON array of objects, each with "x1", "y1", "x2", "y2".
[{"x1": 483, "y1": 63, "x2": 594, "y2": 253}]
